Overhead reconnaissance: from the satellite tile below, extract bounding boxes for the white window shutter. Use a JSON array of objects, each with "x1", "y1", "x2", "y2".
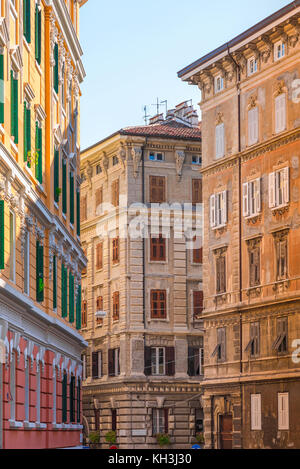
[
  {"x1": 210, "y1": 195, "x2": 216, "y2": 228},
  {"x1": 283, "y1": 167, "x2": 289, "y2": 204},
  {"x1": 216, "y1": 124, "x2": 224, "y2": 159},
  {"x1": 278, "y1": 393, "x2": 289, "y2": 430},
  {"x1": 269, "y1": 172, "x2": 276, "y2": 208},
  {"x1": 251, "y1": 394, "x2": 262, "y2": 430},
  {"x1": 243, "y1": 183, "x2": 249, "y2": 217},
  {"x1": 220, "y1": 124, "x2": 224, "y2": 157},
  {"x1": 275, "y1": 94, "x2": 286, "y2": 133},
  {"x1": 253, "y1": 107, "x2": 258, "y2": 143},
  {"x1": 248, "y1": 108, "x2": 258, "y2": 145},
  {"x1": 254, "y1": 178, "x2": 261, "y2": 214},
  {"x1": 221, "y1": 191, "x2": 227, "y2": 225}
]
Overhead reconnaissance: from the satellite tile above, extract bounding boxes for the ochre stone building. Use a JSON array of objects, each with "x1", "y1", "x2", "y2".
[
  {"x1": 80, "y1": 103, "x2": 204, "y2": 449},
  {"x1": 0, "y1": 0, "x2": 87, "y2": 449},
  {"x1": 179, "y1": 0, "x2": 300, "y2": 449}
]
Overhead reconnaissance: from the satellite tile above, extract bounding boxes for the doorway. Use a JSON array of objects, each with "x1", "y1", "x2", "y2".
[{"x1": 219, "y1": 414, "x2": 233, "y2": 449}]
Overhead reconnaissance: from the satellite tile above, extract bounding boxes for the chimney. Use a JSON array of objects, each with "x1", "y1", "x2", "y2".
[
  {"x1": 184, "y1": 109, "x2": 199, "y2": 128},
  {"x1": 166, "y1": 109, "x2": 176, "y2": 120},
  {"x1": 149, "y1": 113, "x2": 164, "y2": 125},
  {"x1": 174, "y1": 101, "x2": 189, "y2": 120}
]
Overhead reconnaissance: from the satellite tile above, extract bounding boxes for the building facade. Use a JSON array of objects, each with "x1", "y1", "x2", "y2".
[
  {"x1": 80, "y1": 103, "x2": 204, "y2": 449},
  {"x1": 179, "y1": 1, "x2": 300, "y2": 449},
  {"x1": 0, "y1": 0, "x2": 87, "y2": 449}
]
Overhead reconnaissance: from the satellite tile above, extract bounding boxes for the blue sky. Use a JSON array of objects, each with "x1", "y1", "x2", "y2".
[{"x1": 80, "y1": 0, "x2": 290, "y2": 150}]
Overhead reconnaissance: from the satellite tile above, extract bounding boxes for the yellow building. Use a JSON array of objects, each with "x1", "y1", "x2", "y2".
[{"x1": 0, "y1": 0, "x2": 87, "y2": 449}]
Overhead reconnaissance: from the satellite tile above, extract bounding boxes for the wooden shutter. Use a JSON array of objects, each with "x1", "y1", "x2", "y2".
[
  {"x1": 35, "y1": 124, "x2": 42, "y2": 184},
  {"x1": 269, "y1": 172, "x2": 276, "y2": 208},
  {"x1": 108, "y1": 349, "x2": 114, "y2": 376},
  {"x1": 164, "y1": 408, "x2": 169, "y2": 434},
  {"x1": 54, "y1": 42, "x2": 59, "y2": 94},
  {"x1": 210, "y1": 195, "x2": 216, "y2": 228},
  {"x1": 192, "y1": 179, "x2": 202, "y2": 205},
  {"x1": 243, "y1": 182, "x2": 249, "y2": 217},
  {"x1": 150, "y1": 176, "x2": 165, "y2": 203},
  {"x1": 144, "y1": 346, "x2": 152, "y2": 376},
  {"x1": 36, "y1": 241, "x2": 44, "y2": 303},
  {"x1": 0, "y1": 200, "x2": 4, "y2": 270},
  {"x1": 54, "y1": 149, "x2": 59, "y2": 202},
  {"x1": 92, "y1": 351, "x2": 99, "y2": 379},
  {"x1": 11, "y1": 71, "x2": 18, "y2": 143},
  {"x1": 70, "y1": 172, "x2": 74, "y2": 225},
  {"x1": 62, "y1": 373, "x2": 67, "y2": 423},
  {"x1": 0, "y1": 54, "x2": 4, "y2": 123},
  {"x1": 61, "y1": 264, "x2": 68, "y2": 318},
  {"x1": 221, "y1": 191, "x2": 227, "y2": 225},
  {"x1": 150, "y1": 235, "x2": 166, "y2": 261},
  {"x1": 111, "y1": 409, "x2": 117, "y2": 431},
  {"x1": 35, "y1": 5, "x2": 41, "y2": 64},
  {"x1": 80, "y1": 195, "x2": 87, "y2": 222},
  {"x1": 112, "y1": 237, "x2": 119, "y2": 264},
  {"x1": 76, "y1": 189, "x2": 80, "y2": 236},
  {"x1": 76, "y1": 285, "x2": 82, "y2": 330},
  {"x1": 53, "y1": 255, "x2": 57, "y2": 309},
  {"x1": 69, "y1": 272, "x2": 74, "y2": 323},
  {"x1": 113, "y1": 291, "x2": 119, "y2": 321},
  {"x1": 282, "y1": 167, "x2": 289, "y2": 204},
  {"x1": 95, "y1": 187, "x2": 103, "y2": 214},
  {"x1": 62, "y1": 159, "x2": 67, "y2": 214},
  {"x1": 187, "y1": 347, "x2": 195, "y2": 377},
  {"x1": 251, "y1": 394, "x2": 261, "y2": 430},
  {"x1": 70, "y1": 375, "x2": 75, "y2": 423},
  {"x1": 193, "y1": 291, "x2": 203, "y2": 318},
  {"x1": 193, "y1": 237, "x2": 202, "y2": 264},
  {"x1": 23, "y1": 0, "x2": 31, "y2": 43},
  {"x1": 254, "y1": 178, "x2": 261, "y2": 214},
  {"x1": 278, "y1": 393, "x2": 289, "y2": 430},
  {"x1": 165, "y1": 347, "x2": 175, "y2": 376},
  {"x1": 76, "y1": 378, "x2": 81, "y2": 423},
  {"x1": 112, "y1": 180, "x2": 119, "y2": 207},
  {"x1": 96, "y1": 243, "x2": 103, "y2": 270}
]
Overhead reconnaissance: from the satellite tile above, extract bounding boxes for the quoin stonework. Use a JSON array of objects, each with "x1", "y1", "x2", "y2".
[
  {"x1": 0, "y1": 0, "x2": 88, "y2": 449},
  {"x1": 80, "y1": 102, "x2": 205, "y2": 449},
  {"x1": 179, "y1": 0, "x2": 300, "y2": 450}
]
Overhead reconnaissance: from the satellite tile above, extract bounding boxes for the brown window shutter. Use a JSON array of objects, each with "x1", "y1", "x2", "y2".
[
  {"x1": 164, "y1": 408, "x2": 169, "y2": 434},
  {"x1": 150, "y1": 176, "x2": 165, "y2": 203},
  {"x1": 192, "y1": 179, "x2": 202, "y2": 205},
  {"x1": 81, "y1": 195, "x2": 87, "y2": 221},
  {"x1": 112, "y1": 180, "x2": 119, "y2": 207},
  {"x1": 193, "y1": 237, "x2": 202, "y2": 264},
  {"x1": 113, "y1": 291, "x2": 119, "y2": 321},
  {"x1": 108, "y1": 349, "x2": 114, "y2": 376},
  {"x1": 96, "y1": 243, "x2": 103, "y2": 270},
  {"x1": 112, "y1": 237, "x2": 119, "y2": 263},
  {"x1": 111, "y1": 409, "x2": 117, "y2": 431},
  {"x1": 165, "y1": 347, "x2": 175, "y2": 376},
  {"x1": 151, "y1": 290, "x2": 166, "y2": 319},
  {"x1": 217, "y1": 256, "x2": 226, "y2": 293},
  {"x1": 193, "y1": 291, "x2": 203, "y2": 318},
  {"x1": 82, "y1": 300, "x2": 87, "y2": 327},
  {"x1": 144, "y1": 346, "x2": 152, "y2": 376},
  {"x1": 92, "y1": 352, "x2": 99, "y2": 379},
  {"x1": 150, "y1": 235, "x2": 166, "y2": 261},
  {"x1": 95, "y1": 187, "x2": 103, "y2": 213}
]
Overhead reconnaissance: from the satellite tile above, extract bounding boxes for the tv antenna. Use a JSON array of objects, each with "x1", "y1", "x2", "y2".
[
  {"x1": 151, "y1": 98, "x2": 167, "y2": 116},
  {"x1": 143, "y1": 105, "x2": 150, "y2": 125}
]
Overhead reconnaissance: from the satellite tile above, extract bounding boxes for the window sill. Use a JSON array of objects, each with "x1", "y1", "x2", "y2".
[
  {"x1": 54, "y1": 201, "x2": 59, "y2": 211},
  {"x1": 271, "y1": 204, "x2": 289, "y2": 216},
  {"x1": 36, "y1": 184, "x2": 46, "y2": 196},
  {"x1": 0, "y1": 124, "x2": 4, "y2": 136},
  {"x1": 212, "y1": 224, "x2": 227, "y2": 231},
  {"x1": 23, "y1": 36, "x2": 31, "y2": 53},
  {"x1": 70, "y1": 223, "x2": 74, "y2": 231},
  {"x1": 62, "y1": 213, "x2": 67, "y2": 221},
  {"x1": 35, "y1": 61, "x2": 42, "y2": 76},
  {"x1": 9, "y1": 420, "x2": 23, "y2": 429},
  {"x1": 24, "y1": 421, "x2": 36, "y2": 430},
  {"x1": 10, "y1": 139, "x2": 18, "y2": 154}
]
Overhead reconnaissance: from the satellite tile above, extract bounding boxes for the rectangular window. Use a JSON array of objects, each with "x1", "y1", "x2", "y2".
[
  {"x1": 150, "y1": 235, "x2": 166, "y2": 262},
  {"x1": 193, "y1": 291, "x2": 204, "y2": 318},
  {"x1": 92, "y1": 351, "x2": 102, "y2": 379},
  {"x1": 274, "y1": 41, "x2": 285, "y2": 61},
  {"x1": 95, "y1": 187, "x2": 103, "y2": 215},
  {"x1": 96, "y1": 242, "x2": 103, "y2": 270},
  {"x1": 36, "y1": 240, "x2": 44, "y2": 302},
  {"x1": 275, "y1": 94, "x2": 286, "y2": 133},
  {"x1": 80, "y1": 194, "x2": 87, "y2": 222},
  {"x1": 216, "y1": 255, "x2": 226, "y2": 294},
  {"x1": 245, "y1": 322, "x2": 260, "y2": 357},
  {"x1": 192, "y1": 237, "x2": 202, "y2": 264},
  {"x1": 273, "y1": 317, "x2": 288, "y2": 354},
  {"x1": 149, "y1": 176, "x2": 166, "y2": 203},
  {"x1": 24, "y1": 231, "x2": 30, "y2": 295},
  {"x1": 192, "y1": 155, "x2": 202, "y2": 166},
  {"x1": 113, "y1": 291, "x2": 120, "y2": 321},
  {"x1": 62, "y1": 373, "x2": 67, "y2": 424},
  {"x1": 215, "y1": 75, "x2": 224, "y2": 93},
  {"x1": 9, "y1": 210, "x2": 16, "y2": 280},
  {"x1": 215, "y1": 123, "x2": 225, "y2": 158},
  {"x1": 35, "y1": 122, "x2": 42, "y2": 184},
  {"x1": 112, "y1": 237, "x2": 119, "y2": 264},
  {"x1": 54, "y1": 149, "x2": 60, "y2": 203},
  {"x1": 149, "y1": 152, "x2": 164, "y2": 161},
  {"x1": 53, "y1": 255, "x2": 57, "y2": 310},
  {"x1": 269, "y1": 167, "x2": 289, "y2": 209},
  {"x1": 276, "y1": 237, "x2": 288, "y2": 281},
  {"x1": 151, "y1": 347, "x2": 165, "y2": 375},
  {"x1": 248, "y1": 57, "x2": 258, "y2": 76},
  {"x1": 212, "y1": 327, "x2": 226, "y2": 362},
  {"x1": 11, "y1": 70, "x2": 18, "y2": 143},
  {"x1": 249, "y1": 246, "x2": 260, "y2": 287},
  {"x1": 76, "y1": 188, "x2": 81, "y2": 236},
  {"x1": 81, "y1": 299, "x2": 87, "y2": 328},
  {"x1": 248, "y1": 107, "x2": 259, "y2": 145},
  {"x1": 69, "y1": 272, "x2": 74, "y2": 323},
  {"x1": 35, "y1": 4, "x2": 42, "y2": 64},
  {"x1": 62, "y1": 158, "x2": 67, "y2": 214},
  {"x1": 61, "y1": 263, "x2": 68, "y2": 317},
  {"x1": 96, "y1": 296, "x2": 103, "y2": 326},
  {"x1": 192, "y1": 179, "x2": 202, "y2": 205},
  {"x1": 108, "y1": 348, "x2": 120, "y2": 377},
  {"x1": 23, "y1": 0, "x2": 31, "y2": 43},
  {"x1": 70, "y1": 375, "x2": 75, "y2": 423},
  {"x1": 243, "y1": 178, "x2": 261, "y2": 218},
  {"x1": 152, "y1": 408, "x2": 168, "y2": 435},
  {"x1": 0, "y1": 200, "x2": 4, "y2": 270},
  {"x1": 23, "y1": 102, "x2": 31, "y2": 163},
  {"x1": 151, "y1": 290, "x2": 167, "y2": 319},
  {"x1": 251, "y1": 394, "x2": 262, "y2": 430},
  {"x1": 111, "y1": 179, "x2": 119, "y2": 207},
  {"x1": 188, "y1": 346, "x2": 204, "y2": 376},
  {"x1": 278, "y1": 393, "x2": 289, "y2": 430},
  {"x1": 112, "y1": 409, "x2": 117, "y2": 432},
  {"x1": 0, "y1": 53, "x2": 4, "y2": 123},
  {"x1": 210, "y1": 191, "x2": 227, "y2": 228},
  {"x1": 76, "y1": 285, "x2": 82, "y2": 330},
  {"x1": 54, "y1": 42, "x2": 59, "y2": 94},
  {"x1": 70, "y1": 172, "x2": 74, "y2": 225}
]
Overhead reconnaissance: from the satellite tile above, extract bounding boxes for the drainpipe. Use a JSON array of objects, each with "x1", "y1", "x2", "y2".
[{"x1": 227, "y1": 44, "x2": 243, "y2": 449}]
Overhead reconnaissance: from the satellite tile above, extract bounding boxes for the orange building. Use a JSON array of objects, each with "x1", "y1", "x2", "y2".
[{"x1": 0, "y1": 0, "x2": 87, "y2": 449}]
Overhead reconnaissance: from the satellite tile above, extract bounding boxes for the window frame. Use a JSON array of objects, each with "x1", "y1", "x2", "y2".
[
  {"x1": 150, "y1": 289, "x2": 167, "y2": 320},
  {"x1": 150, "y1": 235, "x2": 166, "y2": 262}
]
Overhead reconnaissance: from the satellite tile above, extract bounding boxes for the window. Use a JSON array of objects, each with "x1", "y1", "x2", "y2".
[
  {"x1": 96, "y1": 242, "x2": 103, "y2": 270},
  {"x1": 69, "y1": 172, "x2": 74, "y2": 225},
  {"x1": 251, "y1": 394, "x2": 262, "y2": 430},
  {"x1": 210, "y1": 191, "x2": 227, "y2": 229},
  {"x1": 192, "y1": 179, "x2": 202, "y2": 205},
  {"x1": 188, "y1": 347, "x2": 204, "y2": 376},
  {"x1": 144, "y1": 346, "x2": 175, "y2": 376},
  {"x1": 54, "y1": 42, "x2": 59, "y2": 94},
  {"x1": 276, "y1": 237, "x2": 288, "y2": 281},
  {"x1": 108, "y1": 348, "x2": 120, "y2": 377},
  {"x1": 35, "y1": 122, "x2": 43, "y2": 184},
  {"x1": 95, "y1": 187, "x2": 103, "y2": 215},
  {"x1": 274, "y1": 41, "x2": 285, "y2": 61},
  {"x1": 69, "y1": 375, "x2": 76, "y2": 423},
  {"x1": 113, "y1": 155, "x2": 119, "y2": 166},
  {"x1": 149, "y1": 176, "x2": 166, "y2": 203},
  {"x1": 76, "y1": 188, "x2": 80, "y2": 237},
  {"x1": 215, "y1": 123, "x2": 225, "y2": 159},
  {"x1": 112, "y1": 291, "x2": 120, "y2": 321},
  {"x1": 150, "y1": 290, "x2": 167, "y2": 319},
  {"x1": 216, "y1": 255, "x2": 226, "y2": 294},
  {"x1": 96, "y1": 296, "x2": 103, "y2": 326},
  {"x1": 249, "y1": 245, "x2": 260, "y2": 287},
  {"x1": 150, "y1": 235, "x2": 166, "y2": 262},
  {"x1": 96, "y1": 164, "x2": 102, "y2": 175},
  {"x1": 24, "y1": 231, "x2": 30, "y2": 295},
  {"x1": 11, "y1": 70, "x2": 18, "y2": 143},
  {"x1": 62, "y1": 373, "x2": 67, "y2": 423},
  {"x1": 62, "y1": 158, "x2": 67, "y2": 215},
  {"x1": 269, "y1": 167, "x2": 289, "y2": 209},
  {"x1": 273, "y1": 317, "x2": 288, "y2": 354},
  {"x1": 54, "y1": 149, "x2": 60, "y2": 203},
  {"x1": 149, "y1": 152, "x2": 164, "y2": 162},
  {"x1": 82, "y1": 248, "x2": 87, "y2": 276},
  {"x1": 69, "y1": 272, "x2": 75, "y2": 323},
  {"x1": 92, "y1": 351, "x2": 102, "y2": 379},
  {"x1": 243, "y1": 178, "x2": 261, "y2": 218},
  {"x1": 152, "y1": 409, "x2": 168, "y2": 435},
  {"x1": 82, "y1": 300, "x2": 87, "y2": 328},
  {"x1": 77, "y1": 378, "x2": 81, "y2": 424},
  {"x1": 245, "y1": 322, "x2": 260, "y2": 357},
  {"x1": 111, "y1": 179, "x2": 119, "y2": 207},
  {"x1": 192, "y1": 237, "x2": 202, "y2": 264},
  {"x1": 275, "y1": 93, "x2": 286, "y2": 134},
  {"x1": 35, "y1": 3, "x2": 42, "y2": 64},
  {"x1": 61, "y1": 264, "x2": 67, "y2": 316},
  {"x1": 36, "y1": 240, "x2": 44, "y2": 302},
  {"x1": 111, "y1": 409, "x2": 117, "y2": 431},
  {"x1": 248, "y1": 107, "x2": 259, "y2": 145},
  {"x1": 193, "y1": 291, "x2": 203, "y2": 318},
  {"x1": 215, "y1": 75, "x2": 224, "y2": 93},
  {"x1": 278, "y1": 393, "x2": 289, "y2": 430},
  {"x1": 76, "y1": 285, "x2": 82, "y2": 330},
  {"x1": 192, "y1": 155, "x2": 202, "y2": 166},
  {"x1": 53, "y1": 255, "x2": 57, "y2": 310},
  {"x1": 112, "y1": 237, "x2": 119, "y2": 264},
  {"x1": 0, "y1": 53, "x2": 4, "y2": 124},
  {"x1": 24, "y1": 102, "x2": 31, "y2": 164},
  {"x1": 80, "y1": 194, "x2": 87, "y2": 221},
  {"x1": 82, "y1": 354, "x2": 87, "y2": 381},
  {"x1": 212, "y1": 327, "x2": 226, "y2": 362},
  {"x1": 248, "y1": 57, "x2": 258, "y2": 76}
]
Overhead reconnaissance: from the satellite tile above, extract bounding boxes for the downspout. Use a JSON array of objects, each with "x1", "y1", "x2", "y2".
[
  {"x1": 142, "y1": 138, "x2": 147, "y2": 329},
  {"x1": 227, "y1": 44, "x2": 243, "y2": 449}
]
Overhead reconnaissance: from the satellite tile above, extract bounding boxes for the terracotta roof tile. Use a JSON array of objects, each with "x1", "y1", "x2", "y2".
[{"x1": 119, "y1": 119, "x2": 201, "y2": 141}]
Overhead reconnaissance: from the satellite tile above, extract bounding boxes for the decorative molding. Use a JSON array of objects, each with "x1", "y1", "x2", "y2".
[
  {"x1": 24, "y1": 83, "x2": 35, "y2": 104},
  {"x1": 215, "y1": 112, "x2": 224, "y2": 126},
  {"x1": 131, "y1": 147, "x2": 142, "y2": 178},
  {"x1": 118, "y1": 143, "x2": 127, "y2": 173},
  {"x1": 10, "y1": 45, "x2": 23, "y2": 73},
  {"x1": 35, "y1": 104, "x2": 47, "y2": 122},
  {"x1": 248, "y1": 95, "x2": 257, "y2": 110},
  {"x1": 0, "y1": 18, "x2": 9, "y2": 47},
  {"x1": 101, "y1": 152, "x2": 109, "y2": 180},
  {"x1": 175, "y1": 150, "x2": 185, "y2": 181}
]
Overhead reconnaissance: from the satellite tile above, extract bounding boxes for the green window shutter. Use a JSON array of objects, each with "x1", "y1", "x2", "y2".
[
  {"x1": 76, "y1": 284, "x2": 81, "y2": 330},
  {"x1": 35, "y1": 5, "x2": 41, "y2": 64},
  {"x1": 35, "y1": 123, "x2": 42, "y2": 184},
  {"x1": 70, "y1": 375, "x2": 75, "y2": 423},
  {"x1": 24, "y1": 103, "x2": 31, "y2": 163},
  {"x1": 61, "y1": 263, "x2": 68, "y2": 318},
  {"x1": 62, "y1": 373, "x2": 67, "y2": 423},
  {"x1": 11, "y1": 71, "x2": 18, "y2": 144},
  {"x1": 36, "y1": 241, "x2": 44, "y2": 303},
  {"x1": 69, "y1": 272, "x2": 74, "y2": 323},
  {"x1": 0, "y1": 54, "x2": 4, "y2": 124},
  {"x1": 23, "y1": 0, "x2": 31, "y2": 44},
  {"x1": 54, "y1": 43, "x2": 59, "y2": 94},
  {"x1": 62, "y1": 159, "x2": 67, "y2": 214},
  {"x1": 54, "y1": 149, "x2": 59, "y2": 203},
  {"x1": 0, "y1": 200, "x2": 4, "y2": 270},
  {"x1": 76, "y1": 189, "x2": 80, "y2": 237},
  {"x1": 70, "y1": 172, "x2": 74, "y2": 225},
  {"x1": 77, "y1": 378, "x2": 81, "y2": 423},
  {"x1": 53, "y1": 255, "x2": 57, "y2": 310}
]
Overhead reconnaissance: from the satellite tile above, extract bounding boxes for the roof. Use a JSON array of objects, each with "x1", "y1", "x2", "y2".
[
  {"x1": 178, "y1": 0, "x2": 300, "y2": 79},
  {"x1": 119, "y1": 119, "x2": 202, "y2": 141}
]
